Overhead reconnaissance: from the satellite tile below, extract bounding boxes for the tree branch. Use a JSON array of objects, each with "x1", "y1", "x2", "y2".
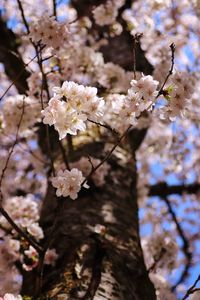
[
  {"x1": 149, "y1": 182, "x2": 200, "y2": 197},
  {"x1": 182, "y1": 274, "x2": 200, "y2": 300},
  {"x1": 0, "y1": 17, "x2": 29, "y2": 94},
  {"x1": 157, "y1": 43, "x2": 175, "y2": 97},
  {"x1": 0, "y1": 99, "x2": 43, "y2": 254},
  {"x1": 162, "y1": 197, "x2": 192, "y2": 290},
  {"x1": 81, "y1": 125, "x2": 132, "y2": 186}
]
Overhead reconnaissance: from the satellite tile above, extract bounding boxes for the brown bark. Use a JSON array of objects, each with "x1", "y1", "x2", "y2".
[
  {"x1": 0, "y1": 17, "x2": 29, "y2": 95},
  {"x1": 0, "y1": 2, "x2": 199, "y2": 296},
  {"x1": 0, "y1": 2, "x2": 156, "y2": 299},
  {"x1": 38, "y1": 151, "x2": 156, "y2": 300},
  {"x1": 35, "y1": 1, "x2": 156, "y2": 297}
]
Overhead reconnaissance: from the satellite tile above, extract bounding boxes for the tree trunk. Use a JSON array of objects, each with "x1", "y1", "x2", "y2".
[
  {"x1": 0, "y1": 0, "x2": 156, "y2": 298},
  {"x1": 37, "y1": 1, "x2": 155, "y2": 296},
  {"x1": 37, "y1": 144, "x2": 156, "y2": 300}
]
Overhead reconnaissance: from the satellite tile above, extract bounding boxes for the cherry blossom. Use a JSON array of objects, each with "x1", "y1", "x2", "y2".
[
  {"x1": 44, "y1": 249, "x2": 58, "y2": 266},
  {"x1": 51, "y1": 168, "x2": 88, "y2": 199},
  {"x1": 2, "y1": 95, "x2": 41, "y2": 136},
  {"x1": 29, "y1": 15, "x2": 70, "y2": 51},
  {"x1": 0, "y1": 294, "x2": 22, "y2": 300},
  {"x1": 42, "y1": 81, "x2": 105, "y2": 139},
  {"x1": 92, "y1": 1, "x2": 119, "y2": 26},
  {"x1": 0, "y1": 0, "x2": 199, "y2": 298}
]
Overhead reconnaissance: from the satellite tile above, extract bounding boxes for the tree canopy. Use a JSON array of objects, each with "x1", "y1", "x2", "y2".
[{"x1": 0, "y1": 0, "x2": 200, "y2": 299}]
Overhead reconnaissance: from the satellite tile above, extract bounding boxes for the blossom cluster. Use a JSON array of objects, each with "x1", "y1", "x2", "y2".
[
  {"x1": 2, "y1": 95, "x2": 41, "y2": 136},
  {"x1": 103, "y1": 72, "x2": 194, "y2": 132},
  {"x1": 92, "y1": 0, "x2": 125, "y2": 26},
  {"x1": 161, "y1": 72, "x2": 196, "y2": 120},
  {"x1": 129, "y1": 75, "x2": 159, "y2": 111},
  {"x1": 0, "y1": 294, "x2": 22, "y2": 300},
  {"x1": 0, "y1": 0, "x2": 199, "y2": 298},
  {"x1": 150, "y1": 273, "x2": 176, "y2": 300},
  {"x1": 23, "y1": 246, "x2": 58, "y2": 271},
  {"x1": 0, "y1": 240, "x2": 58, "y2": 294},
  {"x1": 103, "y1": 75, "x2": 159, "y2": 132},
  {"x1": 42, "y1": 81, "x2": 105, "y2": 139},
  {"x1": 0, "y1": 236, "x2": 21, "y2": 293},
  {"x1": 29, "y1": 15, "x2": 70, "y2": 51},
  {"x1": 113, "y1": 74, "x2": 158, "y2": 125},
  {"x1": 51, "y1": 168, "x2": 88, "y2": 199},
  {"x1": 52, "y1": 157, "x2": 110, "y2": 199},
  {"x1": 0, "y1": 135, "x2": 46, "y2": 199},
  {"x1": 0, "y1": 195, "x2": 43, "y2": 239},
  {"x1": 0, "y1": 194, "x2": 58, "y2": 283},
  {"x1": 142, "y1": 233, "x2": 178, "y2": 271}
]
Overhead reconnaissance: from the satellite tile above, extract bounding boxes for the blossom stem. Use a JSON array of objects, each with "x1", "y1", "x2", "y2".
[
  {"x1": 81, "y1": 125, "x2": 132, "y2": 186},
  {"x1": 157, "y1": 43, "x2": 175, "y2": 98}
]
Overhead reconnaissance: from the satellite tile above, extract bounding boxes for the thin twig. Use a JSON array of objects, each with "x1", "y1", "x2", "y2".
[
  {"x1": 87, "y1": 155, "x2": 95, "y2": 171},
  {"x1": 37, "y1": 44, "x2": 55, "y2": 176},
  {"x1": 163, "y1": 197, "x2": 191, "y2": 259},
  {"x1": 88, "y1": 119, "x2": 118, "y2": 136},
  {"x1": 81, "y1": 125, "x2": 132, "y2": 186},
  {"x1": 1, "y1": 132, "x2": 46, "y2": 164},
  {"x1": 157, "y1": 43, "x2": 175, "y2": 98},
  {"x1": 148, "y1": 247, "x2": 166, "y2": 273},
  {"x1": 58, "y1": 140, "x2": 70, "y2": 170},
  {"x1": 132, "y1": 33, "x2": 143, "y2": 79},
  {"x1": 16, "y1": 0, "x2": 30, "y2": 33},
  {"x1": 17, "y1": 0, "x2": 50, "y2": 103},
  {"x1": 182, "y1": 274, "x2": 200, "y2": 300},
  {"x1": 16, "y1": 5, "x2": 57, "y2": 277},
  {"x1": 45, "y1": 126, "x2": 56, "y2": 176},
  {"x1": 68, "y1": 17, "x2": 79, "y2": 24},
  {"x1": 53, "y1": 0, "x2": 57, "y2": 20},
  {"x1": 41, "y1": 55, "x2": 54, "y2": 62},
  {"x1": 0, "y1": 53, "x2": 38, "y2": 102},
  {"x1": 37, "y1": 44, "x2": 51, "y2": 103},
  {"x1": 0, "y1": 100, "x2": 25, "y2": 189},
  {"x1": 162, "y1": 197, "x2": 192, "y2": 290},
  {"x1": 0, "y1": 99, "x2": 42, "y2": 253},
  {"x1": 0, "y1": 205, "x2": 42, "y2": 253},
  {"x1": 67, "y1": 134, "x2": 73, "y2": 155}
]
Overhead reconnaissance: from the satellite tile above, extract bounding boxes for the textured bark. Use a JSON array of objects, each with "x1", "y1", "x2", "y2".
[
  {"x1": 0, "y1": 17, "x2": 29, "y2": 94},
  {"x1": 71, "y1": 0, "x2": 153, "y2": 74},
  {"x1": 35, "y1": 1, "x2": 156, "y2": 296},
  {"x1": 39, "y1": 150, "x2": 156, "y2": 300},
  {"x1": 0, "y1": 1, "x2": 156, "y2": 299}
]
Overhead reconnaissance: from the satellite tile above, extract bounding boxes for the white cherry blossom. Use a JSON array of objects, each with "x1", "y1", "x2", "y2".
[
  {"x1": 51, "y1": 168, "x2": 88, "y2": 199},
  {"x1": 42, "y1": 81, "x2": 104, "y2": 139}
]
